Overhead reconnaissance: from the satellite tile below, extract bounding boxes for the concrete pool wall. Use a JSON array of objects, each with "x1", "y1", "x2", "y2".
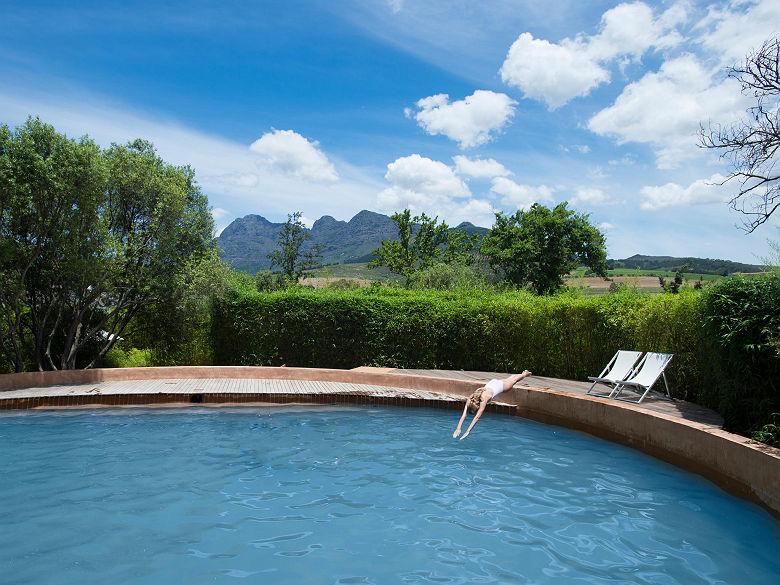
[{"x1": 1, "y1": 365, "x2": 778, "y2": 517}]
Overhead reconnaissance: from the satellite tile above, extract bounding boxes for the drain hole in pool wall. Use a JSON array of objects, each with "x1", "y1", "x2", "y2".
[{"x1": 189, "y1": 393, "x2": 203, "y2": 403}]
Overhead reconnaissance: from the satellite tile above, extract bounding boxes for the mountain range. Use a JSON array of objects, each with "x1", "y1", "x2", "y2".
[
  {"x1": 217, "y1": 210, "x2": 764, "y2": 275},
  {"x1": 217, "y1": 210, "x2": 488, "y2": 273}
]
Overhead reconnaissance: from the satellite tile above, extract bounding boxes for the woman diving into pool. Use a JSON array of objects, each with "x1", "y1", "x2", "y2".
[{"x1": 452, "y1": 371, "x2": 532, "y2": 440}]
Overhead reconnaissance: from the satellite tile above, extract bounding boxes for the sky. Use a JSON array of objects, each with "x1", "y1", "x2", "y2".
[{"x1": 2, "y1": 0, "x2": 779, "y2": 263}]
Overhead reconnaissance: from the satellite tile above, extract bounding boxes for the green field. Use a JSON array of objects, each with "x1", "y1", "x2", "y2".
[{"x1": 309, "y1": 262, "x2": 738, "y2": 290}]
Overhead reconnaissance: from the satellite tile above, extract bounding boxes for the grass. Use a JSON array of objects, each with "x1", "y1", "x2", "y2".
[{"x1": 310, "y1": 262, "x2": 402, "y2": 283}]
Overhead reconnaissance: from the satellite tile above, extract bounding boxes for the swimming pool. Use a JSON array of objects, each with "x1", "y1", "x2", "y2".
[{"x1": 1, "y1": 406, "x2": 778, "y2": 584}]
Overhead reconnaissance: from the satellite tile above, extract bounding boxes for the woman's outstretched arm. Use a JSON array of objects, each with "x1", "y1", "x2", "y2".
[
  {"x1": 453, "y1": 401, "x2": 470, "y2": 438},
  {"x1": 459, "y1": 399, "x2": 488, "y2": 440}
]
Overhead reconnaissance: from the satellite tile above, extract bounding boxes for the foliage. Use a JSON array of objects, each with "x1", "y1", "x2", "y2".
[
  {"x1": 659, "y1": 263, "x2": 690, "y2": 293},
  {"x1": 122, "y1": 249, "x2": 233, "y2": 366},
  {"x1": 368, "y1": 210, "x2": 477, "y2": 286},
  {"x1": 267, "y1": 211, "x2": 323, "y2": 283},
  {"x1": 102, "y1": 347, "x2": 152, "y2": 368},
  {"x1": 607, "y1": 254, "x2": 763, "y2": 276},
  {"x1": 751, "y1": 413, "x2": 780, "y2": 447},
  {"x1": 408, "y1": 260, "x2": 491, "y2": 290},
  {"x1": 481, "y1": 203, "x2": 608, "y2": 294},
  {"x1": 0, "y1": 117, "x2": 215, "y2": 371},
  {"x1": 699, "y1": 274, "x2": 780, "y2": 434},
  {"x1": 255, "y1": 270, "x2": 290, "y2": 292},
  {"x1": 699, "y1": 36, "x2": 780, "y2": 232}
]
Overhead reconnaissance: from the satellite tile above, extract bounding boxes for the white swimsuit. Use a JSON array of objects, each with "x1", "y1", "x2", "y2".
[{"x1": 485, "y1": 379, "x2": 504, "y2": 398}]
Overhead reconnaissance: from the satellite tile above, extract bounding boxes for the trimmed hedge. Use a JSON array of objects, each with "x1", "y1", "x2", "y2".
[
  {"x1": 212, "y1": 286, "x2": 705, "y2": 399},
  {"x1": 211, "y1": 278, "x2": 779, "y2": 438}
]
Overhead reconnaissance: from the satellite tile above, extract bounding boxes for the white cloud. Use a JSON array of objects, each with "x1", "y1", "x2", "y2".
[
  {"x1": 410, "y1": 90, "x2": 517, "y2": 148},
  {"x1": 500, "y1": 33, "x2": 609, "y2": 110},
  {"x1": 490, "y1": 177, "x2": 554, "y2": 210},
  {"x1": 587, "y1": 55, "x2": 748, "y2": 169},
  {"x1": 696, "y1": 0, "x2": 780, "y2": 66},
  {"x1": 452, "y1": 155, "x2": 512, "y2": 179},
  {"x1": 376, "y1": 154, "x2": 496, "y2": 226},
  {"x1": 640, "y1": 174, "x2": 730, "y2": 210},
  {"x1": 599, "y1": 222, "x2": 614, "y2": 232},
  {"x1": 499, "y1": 2, "x2": 686, "y2": 109},
  {"x1": 249, "y1": 129, "x2": 338, "y2": 183},
  {"x1": 211, "y1": 207, "x2": 232, "y2": 236},
  {"x1": 571, "y1": 187, "x2": 611, "y2": 207},
  {"x1": 378, "y1": 154, "x2": 470, "y2": 208},
  {"x1": 587, "y1": 1, "x2": 684, "y2": 61}
]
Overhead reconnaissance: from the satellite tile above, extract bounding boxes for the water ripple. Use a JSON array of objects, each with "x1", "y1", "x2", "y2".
[{"x1": 1, "y1": 407, "x2": 778, "y2": 585}]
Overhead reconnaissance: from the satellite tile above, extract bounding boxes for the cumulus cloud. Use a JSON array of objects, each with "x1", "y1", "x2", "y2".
[
  {"x1": 499, "y1": 2, "x2": 685, "y2": 109},
  {"x1": 211, "y1": 207, "x2": 232, "y2": 236},
  {"x1": 697, "y1": 0, "x2": 780, "y2": 66},
  {"x1": 490, "y1": 177, "x2": 554, "y2": 210},
  {"x1": 500, "y1": 33, "x2": 609, "y2": 110},
  {"x1": 409, "y1": 90, "x2": 517, "y2": 148},
  {"x1": 452, "y1": 155, "x2": 512, "y2": 179},
  {"x1": 376, "y1": 154, "x2": 496, "y2": 226},
  {"x1": 249, "y1": 129, "x2": 338, "y2": 182},
  {"x1": 571, "y1": 187, "x2": 611, "y2": 207},
  {"x1": 588, "y1": 55, "x2": 748, "y2": 169},
  {"x1": 640, "y1": 174, "x2": 730, "y2": 210}
]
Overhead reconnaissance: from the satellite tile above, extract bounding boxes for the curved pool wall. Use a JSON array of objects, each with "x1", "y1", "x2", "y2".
[{"x1": 1, "y1": 365, "x2": 778, "y2": 517}]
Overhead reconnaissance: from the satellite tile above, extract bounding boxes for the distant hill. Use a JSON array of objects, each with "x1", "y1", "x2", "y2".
[
  {"x1": 218, "y1": 210, "x2": 489, "y2": 273},
  {"x1": 219, "y1": 215, "x2": 762, "y2": 276},
  {"x1": 607, "y1": 254, "x2": 763, "y2": 276}
]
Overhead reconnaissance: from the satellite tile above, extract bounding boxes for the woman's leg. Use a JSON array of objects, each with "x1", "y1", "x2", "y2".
[{"x1": 501, "y1": 370, "x2": 532, "y2": 391}]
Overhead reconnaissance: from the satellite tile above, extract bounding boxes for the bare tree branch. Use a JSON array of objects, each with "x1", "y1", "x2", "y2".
[{"x1": 700, "y1": 37, "x2": 780, "y2": 232}]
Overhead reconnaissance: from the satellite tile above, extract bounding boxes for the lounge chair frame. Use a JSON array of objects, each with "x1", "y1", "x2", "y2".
[
  {"x1": 612, "y1": 352, "x2": 674, "y2": 404},
  {"x1": 586, "y1": 350, "x2": 643, "y2": 398}
]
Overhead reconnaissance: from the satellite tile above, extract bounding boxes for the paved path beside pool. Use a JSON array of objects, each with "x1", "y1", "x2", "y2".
[{"x1": 0, "y1": 366, "x2": 723, "y2": 428}]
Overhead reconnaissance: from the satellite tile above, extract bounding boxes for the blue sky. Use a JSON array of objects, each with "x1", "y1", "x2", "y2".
[{"x1": 2, "y1": 0, "x2": 778, "y2": 263}]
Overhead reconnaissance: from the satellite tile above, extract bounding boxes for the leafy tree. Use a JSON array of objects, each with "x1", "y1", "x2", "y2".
[
  {"x1": 368, "y1": 209, "x2": 477, "y2": 286},
  {"x1": 267, "y1": 211, "x2": 323, "y2": 283},
  {"x1": 659, "y1": 263, "x2": 691, "y2": 293},
  {"x1": 0, "y1": 117, "x2": 215, "y2": 371},
  {"x1": 480, "y1": 203, "x2": 607, "y2": 294},
  {"x1": 700, "y1": 37, "x2": 780, "y2": 232},
  {"x1": 126, "y1": 248, "x2": 234, "y2": 366}
]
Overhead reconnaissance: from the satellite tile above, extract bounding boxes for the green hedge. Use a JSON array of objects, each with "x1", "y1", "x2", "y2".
[
  {"x1": 211, "y1": 278, "x2": 779, "y2": 438},
  {"x1": 212, "y1": 286, "x2": 705, "y2": 397}
]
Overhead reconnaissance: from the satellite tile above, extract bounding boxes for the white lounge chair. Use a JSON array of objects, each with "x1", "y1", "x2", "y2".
[
  {"x1": 586, "y1": 350, "x2": 643, "y2": 398},
  {"x1": 612, "y1": 352, "x2": 674, "y2": 404}
]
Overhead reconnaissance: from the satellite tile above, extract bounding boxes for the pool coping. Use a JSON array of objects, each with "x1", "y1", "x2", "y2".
[{"x1": 1, "y1": 365, "x2": 778, "y2": 517}]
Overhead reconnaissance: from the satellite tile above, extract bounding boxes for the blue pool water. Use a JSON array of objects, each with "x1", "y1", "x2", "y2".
[{"x1": 1, "y1": 406, "x2": 778, "y2": 584}]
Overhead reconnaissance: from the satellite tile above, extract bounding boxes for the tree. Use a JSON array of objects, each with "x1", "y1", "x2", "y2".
[
  {"x1": 480, "y1": 203, "x2": 607, "y2": 294},
  {"x1": 0, "y1": 118, "x2": 215, "y2": 371},
  {"x1": 368, "y1": 209, "x2": 477, "y2": 286},
  {"x1": 267, "y1": 211, "x2": 323, "y2": 283},
  {"x1": 659, "y1": 263, "x2": 691, "y2": 294},
  {"x1": 700, "y1": 37, "x2": 780, "y2": 232}
]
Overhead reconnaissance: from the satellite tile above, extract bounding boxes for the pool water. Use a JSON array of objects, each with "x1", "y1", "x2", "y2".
[{"x1": 1, "y1": 406, "x2": 778, "y2": 584}]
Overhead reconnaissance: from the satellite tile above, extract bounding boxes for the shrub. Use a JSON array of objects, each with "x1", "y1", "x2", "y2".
[{"x1": 699, "y1": 275, "x2": 780, "y2": 434}]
